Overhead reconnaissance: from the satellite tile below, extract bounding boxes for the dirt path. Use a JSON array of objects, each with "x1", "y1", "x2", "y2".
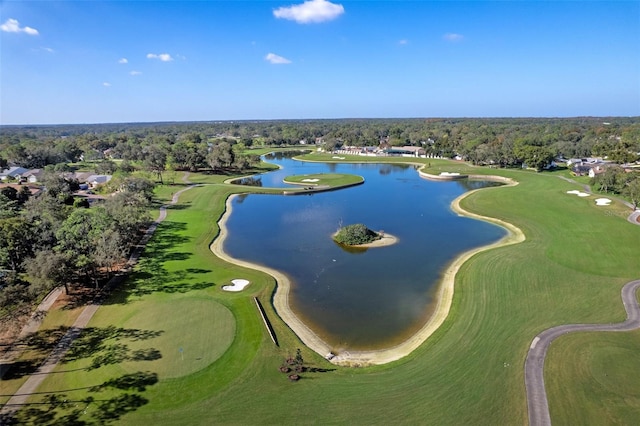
[
  {"x1": 0, "y1": 287, "x2": 65, "y2": 379},
  {"x1": 0, "y1": 181, "x2": 195, "y2": 420},
  {"x1": 525, "y1": 279, "x2": 640, "y2": 426}
]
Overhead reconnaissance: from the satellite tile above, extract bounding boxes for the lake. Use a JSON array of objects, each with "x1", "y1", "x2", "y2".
[{"x1": 224, "y1": 153, "x2": 506, "y2": 350}]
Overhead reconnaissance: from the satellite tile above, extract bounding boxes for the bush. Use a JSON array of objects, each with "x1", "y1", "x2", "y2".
[{"x1": 333, "y1": 224, "x2": 381, "y2": 245}]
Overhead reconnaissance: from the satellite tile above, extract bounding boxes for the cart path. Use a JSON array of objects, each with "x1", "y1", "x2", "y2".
[
  {"x1": 525, "y1": 279, "x2": 640, "y2": 426},
  {"x1": 0, "y1": 287, "x2": 65, "y2": 379},
  {"x1": 0, "y1": 182, "x2": 195, "y2": 420}
]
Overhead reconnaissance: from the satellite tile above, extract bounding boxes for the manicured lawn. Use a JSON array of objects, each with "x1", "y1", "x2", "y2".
[
  {"x1": 545, "y1": 328, "x2": 640, "y2": 425},
  {"x1": 7, "y1": 156, "x2": 640, "y2": 425},
  {"x1": 283, "y1": 172, "x2": 364, "y2": 188}
]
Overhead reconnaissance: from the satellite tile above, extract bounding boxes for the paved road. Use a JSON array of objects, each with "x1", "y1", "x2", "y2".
[
  {"x1": 525, "y1": 279, "x2": 640, "y2": 426},
  {"x1": 0, "y1": 183, "x2": 195, "y2": 421}
]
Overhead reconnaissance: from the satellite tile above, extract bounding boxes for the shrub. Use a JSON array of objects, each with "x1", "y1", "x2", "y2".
[{"x1": 333, "y1": 224, "x2": 381, "y2": 245}]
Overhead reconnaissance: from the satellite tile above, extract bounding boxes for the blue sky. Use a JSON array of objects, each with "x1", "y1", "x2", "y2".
[{"x1": 1, "y1": 1, "x2": 638, "y2": 124}]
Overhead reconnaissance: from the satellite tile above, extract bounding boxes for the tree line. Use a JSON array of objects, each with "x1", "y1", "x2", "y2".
[
  {"x1": 0, "y1": 172, "x2": 153, "y2": 315},
  {"x1": 2, "y1": 117, "x2": 639, "y2": 171}
]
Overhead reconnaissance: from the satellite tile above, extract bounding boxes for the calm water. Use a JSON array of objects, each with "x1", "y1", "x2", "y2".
[{"x1": 225, "y1": 153, "x2": 506, "y2": 350}]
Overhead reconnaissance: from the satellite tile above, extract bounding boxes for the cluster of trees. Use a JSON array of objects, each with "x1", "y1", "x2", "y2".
[
  {"x1": 0, "y1": 172, "x2": 153, "y2": 314},
  {"x1": 591, "y1": 166, "x2": 640, "y2": 209},
  {"x1": 333, "y1": 224, "x2": 381, "y2": 246},
  {"x1": 2, "y1": 118, "x2": 638, "y2": 174}
]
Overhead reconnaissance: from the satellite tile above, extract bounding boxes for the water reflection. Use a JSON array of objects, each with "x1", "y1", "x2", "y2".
[{"x1": 234, "y1": 176, "x2": 263, "y2": 187}]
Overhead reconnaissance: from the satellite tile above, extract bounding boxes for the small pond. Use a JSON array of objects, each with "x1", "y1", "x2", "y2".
[{"x1": 223, "y1": 153, "x2": 506, "y2": 350}]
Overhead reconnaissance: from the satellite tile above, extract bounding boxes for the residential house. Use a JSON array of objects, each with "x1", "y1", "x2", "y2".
[
  {"x1": 22, "y1": 169, "x2": 44, "y2": 183},
  {"x1": 86, "y1": 174, "x2": 112, "y2": 188},
  {"x1": 588, "y1": 165, "x2": 607, "y2": 178},
  {"x1": 0, "y1": 167, "x2": 29, "y2": 181}
]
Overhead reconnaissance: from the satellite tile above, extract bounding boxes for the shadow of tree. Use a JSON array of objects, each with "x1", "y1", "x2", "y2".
[
  {"x1": 0, "y1": 325, "x2": 165, "y2": 381},
  {"x1": 104, "y1": 254, "x2": 214, "y2": 303},
  {"x1": 63, "y1": 326, "x2": 163, "y2": 370},
  {"x1": 0, "y1": 358, "x2": 46, "y2": 380},
  {"x1": 141, "y1": 221, "x2": 191, "y2": 262},
  {"x1": 2, "y1": 389, "x2": 151, "y2": 425},
  {"x1": 90, "y1": 371, "x2": 158, "y2": 392},
  {"x1": 0, "y1": 326, "x2": 70, "y2": 379}
]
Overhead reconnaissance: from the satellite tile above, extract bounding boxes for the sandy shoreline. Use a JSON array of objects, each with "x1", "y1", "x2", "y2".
[
  {"x1": 210, "y1": 176, "x2": 525, "y2": 366},
  {"x1": 331, "y1": 232, "x2": 398, "y2": 248}
]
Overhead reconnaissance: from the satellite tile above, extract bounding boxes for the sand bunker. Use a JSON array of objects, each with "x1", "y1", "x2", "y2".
[
  {"x1": 332, "y1": 156, "x2": 345, "y2": 160},
  {"x1": 222, "y1": 279, "x2": 250, "y2": 292},
  {"x1": 595, "y1": 198, "x2": 612, "y2": 206},
  {"x1": 302, "y1": 178, "x2": 320, "y2": 183},
  {"x1": 440, "y1": 172, "x2": 461, "y2": 176},
  {"x1": 566, "y1": 190, "x2": 590, "y2": 197}
]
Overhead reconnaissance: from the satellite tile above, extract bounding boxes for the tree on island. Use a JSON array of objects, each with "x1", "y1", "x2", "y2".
[{"x1": 333, "y1": 223, "x2": 381, "y2": 246}]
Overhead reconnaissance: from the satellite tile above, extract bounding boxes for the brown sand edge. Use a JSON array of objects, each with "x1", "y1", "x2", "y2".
[
  {"x1": 211, "y1": 178, "x2": 525, "y2": 366},
  {"x1": 331, "y1": 231, "x2": 399, "y2": 248},
  {"x1": 210, "y1": 195, "x2": 334, "y2": 358}
]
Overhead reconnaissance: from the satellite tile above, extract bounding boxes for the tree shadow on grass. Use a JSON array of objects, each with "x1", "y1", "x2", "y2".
[
  {"x1": 0, "y1": 326, "x2": 164, "y2": 381},
  {"x1": 0, "y1": 326, "x2": 70, "y2": 380},
  {"x1": 141, "y1": 221, "x2": 191, "y2": 262},
  {"x1": 63, "y1": 326, "x2": 163, "y2": 369},
  {"x1": 2, "y1": 390, "x2": 151, "y2": 425},
  {"x1": 104, "y1": 255, "x2": 214, "y2": 304},
  {"x1": 1, "y1": 358, "x2": 47, "y2": 380}
]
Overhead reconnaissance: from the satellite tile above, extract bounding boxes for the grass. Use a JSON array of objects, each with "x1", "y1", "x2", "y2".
[
  {"x1": 283, "y1": 172, "x2": 364, "y2": 188},
  {"x1": 545, "y1": 329, "x2": 640, "y2": 425},
  {"x1": 4, "y1": 156, "x2": 640, "y2": 425}
]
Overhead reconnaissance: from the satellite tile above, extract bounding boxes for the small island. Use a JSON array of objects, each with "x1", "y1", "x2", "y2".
[{"x1": 332, "y1": 224, "x2": 398, "y2": 248}]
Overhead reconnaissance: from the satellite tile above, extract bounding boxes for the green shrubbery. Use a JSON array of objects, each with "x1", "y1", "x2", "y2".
[{"x1": 333, "y1": 223, "x2": 381, "y2": 245}]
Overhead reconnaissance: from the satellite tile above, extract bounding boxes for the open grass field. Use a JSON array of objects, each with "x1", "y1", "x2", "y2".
[
  {"x1": 283, "y1": 172, "x2": 364, "y2": 187},
  {"x1": 4, "y1": 155, "x2": 640, "y2": 425}
]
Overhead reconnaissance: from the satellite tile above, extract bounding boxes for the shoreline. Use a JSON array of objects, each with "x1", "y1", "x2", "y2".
[
  {"x1": 210, "y1": 176, "x2": 525, "y2": 366},
  {"x1": 331, "y1": 232, "x2": 398, "y2": 248},
  {"x1": 210, "y1": 195, "x2": 334, "y2": 357}
]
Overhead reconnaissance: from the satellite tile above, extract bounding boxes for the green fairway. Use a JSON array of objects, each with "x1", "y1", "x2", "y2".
[
  {"x1": 283, "y1": 172, "x2": 364, "y2": 188},
  {"x1": 6, "y1": 157, "x2": 640, "y2": 425}
]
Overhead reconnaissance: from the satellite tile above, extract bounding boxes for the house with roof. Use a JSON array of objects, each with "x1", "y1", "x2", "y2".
[
  {"x1": 0, "y1": 167, "x2": 29, "y2": 181},
  {"x1": 86, "y1": 175, "x2": 112, "y2": 188},
  {"x1": 588, "y1": 165, "x2": 607, "y2": 178},
  {"x1": 22, "y1": 169, "x2": 44, "y2": 183}
]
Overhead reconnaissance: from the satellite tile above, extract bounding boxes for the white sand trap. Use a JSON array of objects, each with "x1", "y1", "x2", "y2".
[
  {"x1": 566, "y1": 190, "x2": 590, "y2": 197},
  {"x1": 302, "y1": 178, "x2": 320, "y2": 182},
  {"x1": 332, "y1": 156, "x2": 345, "y2": 160},
  {"x1": 440, "y1": 172, "x2": 460, "y2": 176},
  {"x1": 222, "y1": 279, "x2": 250, "y2": 292},
  {"x1": 595, "y1": 198, "x2": 612, "y2": 206}
]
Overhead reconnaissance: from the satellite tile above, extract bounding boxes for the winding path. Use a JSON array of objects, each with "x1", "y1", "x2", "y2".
[
  {"x1": 0, "y1": 182, "x2": 195, "y2": 420},
  {"x1": 525, "y1": 279, "x2": 640, "y2": 426}
]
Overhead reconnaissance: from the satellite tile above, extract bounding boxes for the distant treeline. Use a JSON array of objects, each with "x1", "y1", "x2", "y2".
[{"x1": 1, "y1": 117, "x2": 639, "y2": 171}]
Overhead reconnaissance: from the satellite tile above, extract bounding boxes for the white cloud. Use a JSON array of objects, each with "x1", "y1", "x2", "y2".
[
  {"x1": 265, "y1": 53, "x2": 292, "y2": 64},
  {"x1": 443, "y1": 33, "x2": 464, "y2": 42},
  {"x1": 398, "y1": 39, "x2": 408, "y2": 45},
  {"x1": 129, "y1": 70, "x2": 142, "y2": 76},
  {"x1": 147, "y1": 53, "x2": 174, "y2": 62},
  {"x1": 1, "y1": 18, "x2": 39, "y2": 35},
  {"x1": 273, "y1": 0, "x2": 344, "y2": 24},
  {"x1": 40, "y1": 47, "x2": 54, "y2": 53},
  {"x1": 103, "y1": 82, "x2": 111, "y2": 87},
  {"x1": 118, "y1": 58, "x2": 128, "y2": 64}
]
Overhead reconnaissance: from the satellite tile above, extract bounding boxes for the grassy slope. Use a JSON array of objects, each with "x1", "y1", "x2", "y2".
[{"x1": 10, "y1": 157, "x2": 640, "y2": 425}]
